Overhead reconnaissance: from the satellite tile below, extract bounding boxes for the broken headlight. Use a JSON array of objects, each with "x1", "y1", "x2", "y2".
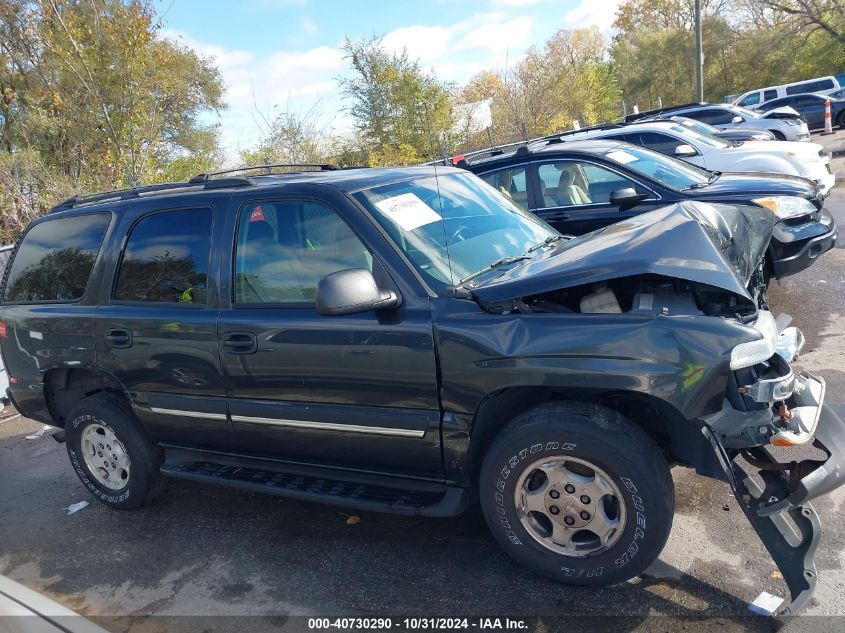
[{"x1": 730, "y1": 310, "x2": 779, "y2": 370}]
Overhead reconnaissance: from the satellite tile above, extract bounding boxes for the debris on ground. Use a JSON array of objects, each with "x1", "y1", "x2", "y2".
[
  {"x1": 25, "y1": 425, "x2": 51, "y2": 440},
  {"x1": 748, "y1": 591, "x2": 784, "y2": 616},
  {"x1": 66, "y1": 501, "x2": 90, "y2": 515}
]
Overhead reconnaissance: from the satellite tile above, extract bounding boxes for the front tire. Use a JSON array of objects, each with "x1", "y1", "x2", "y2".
[
  {"x1": 65, "y1": 393, "x2": 164, "y2": 509},
  {"x1": 479, "y1": 402, "x2": 674, "y2": 586},
  {"x1": 770, "y1": 130, "x2": 786, "y2": 140}
]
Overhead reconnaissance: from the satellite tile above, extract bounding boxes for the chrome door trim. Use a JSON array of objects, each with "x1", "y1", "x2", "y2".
[
  {"x1": 150, "y1": 407, "x2": 228, "y2": 421},
  {"x1": 230, "y1": 414, "x2": 426, "y2": 438}
]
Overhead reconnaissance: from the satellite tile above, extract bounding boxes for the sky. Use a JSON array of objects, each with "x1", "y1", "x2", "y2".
[{"x1": 158, "y1": 0, "x2": 623, "y2": 160}]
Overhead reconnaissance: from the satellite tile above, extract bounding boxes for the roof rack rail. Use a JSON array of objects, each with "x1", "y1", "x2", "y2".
[
  {"x1": 424, "y1": 139, "x2": 532, "y2": 167},
  {"x1": 49, "y1": 177, "x2": 255, "y2": 214},
  {"x1": 532, "y1": 122, "x2": 624, "y2": 145},
  {"x1": 189, "y1": 163, "x2": 338, "y2": 182},
  {"x1": 623, "y1": 102, "x2": 710, "y2": 123}
]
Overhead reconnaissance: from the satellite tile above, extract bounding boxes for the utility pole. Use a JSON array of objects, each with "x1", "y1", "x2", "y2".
[{"x1": 694, "y1": 0, "x2": 704, "y2": 101}]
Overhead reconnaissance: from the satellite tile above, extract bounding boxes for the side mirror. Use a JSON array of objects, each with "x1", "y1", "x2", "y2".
[
  {"x1": 609, "y1": 187, "x2": 646, "y2": 208},
  {"x1": 674, "y1": 144, "x2": 697, "y2": 158},
  {"x1": 316, "y1": 269, "x2": 400, "y2": 316},
  {"x1": 731, "y1": 115, "x2": 744, "y2": 123}
]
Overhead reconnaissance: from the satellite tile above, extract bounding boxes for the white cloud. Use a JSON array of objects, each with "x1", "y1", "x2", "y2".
[
  {"x1": 302, "y1": 19, "x2": 318, "y2": 36},
  {"x1": 382, "y1": 25, "x2": 453, "y2": 61},
  {"x1": 564, "y1": 0, "x2": 623, "y2": 30},
  {"x1": 162, "y1": 29, "x2": 254, "y2": 69},
  {"x1": 452, "y1": 16, "x2": 534, "y2": 54}
]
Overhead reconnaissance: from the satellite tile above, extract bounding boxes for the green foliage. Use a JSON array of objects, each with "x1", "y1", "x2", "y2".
[
  {"x1": 338, "y1": 36, "x2": 455, "y2": 166},
  {"x1": 0, "y1": 0, "x2": 225, "y2": 240},
  {"x1": 611, "y1": 0, "x2": 845, "y2": 107}
]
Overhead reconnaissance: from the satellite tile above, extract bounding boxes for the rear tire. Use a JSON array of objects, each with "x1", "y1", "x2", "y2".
[
  {"x1": 65, "y1": 393, "x2": 164, "y2": 509},
  {"x1": 770, "y1": 130, "x2": 786, "y2": 140},
  {"x1": 479, "y1": 401, "x2": 674, "y2": 586}
]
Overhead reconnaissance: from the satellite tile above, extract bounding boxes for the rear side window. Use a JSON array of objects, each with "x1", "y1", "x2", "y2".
[
  {"x1": 786, "y1": 79, "x2": 834, "y2": 95},
  {"x1": 3, "y1": 213, "x2": 110, "y2": 303},
  {"x1": 763, "y1": 89, "x2": 778, "y2": 101},
  {"x1": 114, "y1": 208, "x2": 212, "y2": 304}
]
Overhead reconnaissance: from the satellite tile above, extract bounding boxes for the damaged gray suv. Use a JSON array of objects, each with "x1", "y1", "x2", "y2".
[{"x1": 0, "y1": 165, "x2": 841, "y2": 617}]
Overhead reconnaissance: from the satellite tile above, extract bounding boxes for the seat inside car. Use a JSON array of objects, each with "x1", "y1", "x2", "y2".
[{"x1": 557, "y1": 165, "x2": 592, "y2": 205}]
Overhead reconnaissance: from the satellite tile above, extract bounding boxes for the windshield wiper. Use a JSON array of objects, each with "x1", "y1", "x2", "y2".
[
  {"x1": 459, "y1": 255, "x2": 531, "y2": 284},
  {"x1": 527, "y1": 234, "x2": 565, "y2": 253},
  {"x1": 683, "y1": 171, "x2": 721, "y2": 190}
]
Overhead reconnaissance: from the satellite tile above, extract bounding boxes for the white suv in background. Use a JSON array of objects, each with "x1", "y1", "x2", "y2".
[{"x1": 541, "y1": 120, "x2": 835, "y2": 196}]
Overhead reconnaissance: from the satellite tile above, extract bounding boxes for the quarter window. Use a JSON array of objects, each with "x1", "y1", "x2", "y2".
[
  {"x1": 3, "y1": 213, "x2": 110, "y2": 303},
  {"x1": 234, "y1": 201, "x2": 372, "y2": 304},
  {"x1": 114, "y1": 208, "x2": 212, "y2": 304}
]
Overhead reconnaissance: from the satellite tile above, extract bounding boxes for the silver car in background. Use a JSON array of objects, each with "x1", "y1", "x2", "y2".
[{"x1": 627, "y1": 102, "x2": 810, "y2": 141}]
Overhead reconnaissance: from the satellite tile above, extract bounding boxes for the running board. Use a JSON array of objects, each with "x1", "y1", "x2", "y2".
[{"x1": 160, "y1": 449, "x2": 473, "y2": 517}]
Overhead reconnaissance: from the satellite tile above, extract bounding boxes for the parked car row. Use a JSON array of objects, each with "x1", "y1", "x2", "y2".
[
  {"x1": 463, "y1": 139, "x2": 836, "y2": 280},
  {"x1": 0, "y1": 95, "x2": 840, "y2": 620}
]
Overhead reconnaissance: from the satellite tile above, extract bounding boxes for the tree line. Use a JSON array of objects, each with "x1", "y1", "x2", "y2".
[{"x1": 2, "y1": 0, "x2": 843, "y2": 240}]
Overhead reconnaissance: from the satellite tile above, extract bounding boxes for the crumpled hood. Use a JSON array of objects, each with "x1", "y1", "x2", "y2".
[
  {"x1": 468, "y1": 201, "x2": 775, "y2": 305},
  {"x1": 760, "y1": 106, "x2": 801, "y2": 119}
]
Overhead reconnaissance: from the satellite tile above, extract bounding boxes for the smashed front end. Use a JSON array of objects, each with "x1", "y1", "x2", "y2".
[
  {"x1": 702, "y1": 310, "x2": 844, "y2": 617},
  {"x1": 464, "y1": 201, "x2": 844, "y2": 616}
]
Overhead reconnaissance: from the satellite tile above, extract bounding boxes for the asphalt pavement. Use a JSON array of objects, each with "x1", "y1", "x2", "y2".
[{"x1": 1, "y1": 144, "x2": 845, "y2": 633}]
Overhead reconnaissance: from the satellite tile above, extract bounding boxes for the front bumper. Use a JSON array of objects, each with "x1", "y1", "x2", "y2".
[
  {"x1": 701, "y1": 332, "x2": 845, "y2": 616},
  {"x1": 770, "y1": 212, "x2": 837, "y2": 278}
]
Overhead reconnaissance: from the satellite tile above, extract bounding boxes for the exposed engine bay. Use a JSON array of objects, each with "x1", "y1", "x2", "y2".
[{"x1": 485, "y1": 271, "x2": 767, "y2": 320}]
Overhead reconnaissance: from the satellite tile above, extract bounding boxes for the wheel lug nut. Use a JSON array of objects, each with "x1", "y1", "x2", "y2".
[
  {"x1": 580, "y1": 511, "x2": 590, "y2": 520},
  {"x1": 99, "y1": 444, "x2": 104, "y2": 449},
  {"x1": 111, "y1": 462, "x2": 116, "y2": 469},
  {"x1": 564, "y1": 484, "x2": 575, "y2": 494},
  {"x1": 580, "y1": 495, "x2": 591, "y2": 504},
  {"x1": 112, "y1": 454, "x2": 117, "y2": 460},
  {"x1": 564, "y1": 515, "x2": 575, "y2": 526},
  {"x1": 549, "y1": 505, "x2": 560, "y2": 515},
  {"x1": 549, "y1": 489, "x2": 560, "y2": 499},
  {"x1": 98, "y1": 452, "x2": 103, "y2": 457}
]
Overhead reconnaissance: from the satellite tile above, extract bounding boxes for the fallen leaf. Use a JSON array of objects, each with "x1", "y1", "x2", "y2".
[
  {"x1": 346, "y1": 515, "x2": 361, "y2": 525},
  {"x1": 771, "y1": 570, "x2": 783, "y2": 579}
]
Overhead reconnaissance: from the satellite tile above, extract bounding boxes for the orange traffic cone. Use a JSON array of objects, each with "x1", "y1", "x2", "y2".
[{"x1": 823, "y1": 98, "x2": 833, "y2": 135}]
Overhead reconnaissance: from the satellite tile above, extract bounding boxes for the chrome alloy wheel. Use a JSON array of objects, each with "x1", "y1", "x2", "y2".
[
  {"x1": 514, "y1": 456, "x2": 626, "y2": 557},
  {"x1": 80, "y1": 424, "x2": 131, "y2": 490}
]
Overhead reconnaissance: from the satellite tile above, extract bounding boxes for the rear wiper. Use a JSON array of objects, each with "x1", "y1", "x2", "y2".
[
  {"x1": 459, "y1": 255, "x2": 531, "y2": 284},
  {"x1": 527, "y1": 234, "x2": 565, "y2": 252}
]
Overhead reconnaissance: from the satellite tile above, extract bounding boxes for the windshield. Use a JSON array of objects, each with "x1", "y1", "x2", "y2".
[
  {"x1": 668, "y1": 124, "x2": 729, "y2": 149},
  {"x1": 601, "y1": 145, "x2": 711, "y2": 190},
  {"x1": 729, "y1": 105, "x2": 762, "y2": 119},
  {"x1": 353, "y1": 172, "x2": 556, "y2": 289},
  {"x1": 672, "y1": 117, "x2": 722, "y2": 137}
]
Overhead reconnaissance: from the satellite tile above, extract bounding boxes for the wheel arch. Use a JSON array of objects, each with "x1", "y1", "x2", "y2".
[
  {"x1": 468, "y1": 386, "x2": 712, "y2": 484},
  {"x1": 43, "y1": 367, "x2": 127, "y2": 429}
]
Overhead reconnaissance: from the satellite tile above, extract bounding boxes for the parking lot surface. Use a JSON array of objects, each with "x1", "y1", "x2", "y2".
[{"x1": 1, "y1": 145, "x2": 844, "y2": 632}]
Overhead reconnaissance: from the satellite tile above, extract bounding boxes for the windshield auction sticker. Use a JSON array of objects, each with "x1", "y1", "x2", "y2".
[
  {"x1": 606, "y1": 150, "x2": 638, "y2": 164},
  {"x1": 374, "y1": 193, "x2": 443, "y2": 231}
]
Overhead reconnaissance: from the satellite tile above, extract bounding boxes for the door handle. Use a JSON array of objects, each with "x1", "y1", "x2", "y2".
[
  {"x1": 104, "y1": 328, "x2": 133, "y2": 349},
  {"x1": 222, "y1": 332, "x2": 258, "y2": 355}
]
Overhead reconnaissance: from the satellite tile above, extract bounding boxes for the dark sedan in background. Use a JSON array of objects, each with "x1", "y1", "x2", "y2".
[
  {"x1": 462, "y1": 139, "x2": 837, "y2": 280},
  {"x1": 756, "y1": 93, "x2": 845, "y2": 130}
]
